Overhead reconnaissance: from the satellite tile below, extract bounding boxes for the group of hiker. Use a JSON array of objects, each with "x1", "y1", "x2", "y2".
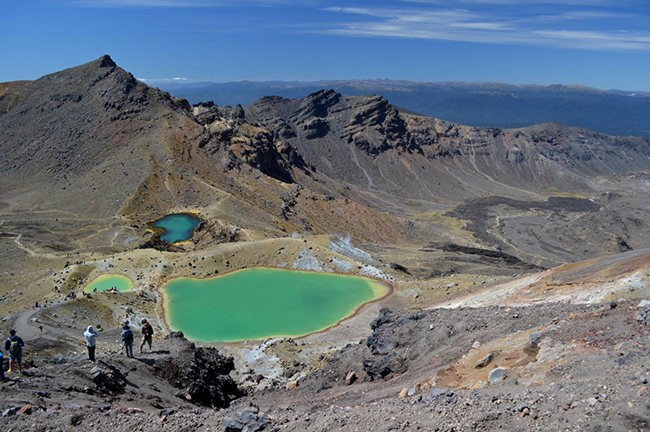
[
  {"x1": 0, "y1": 319, "x2": 155, "y2": 378},
  {"x1": 1, "y1": 329, "x2": 25, "y2": 379},
  {"x1": 83, "y1": 319, "x2": 154, "y2": 362}
]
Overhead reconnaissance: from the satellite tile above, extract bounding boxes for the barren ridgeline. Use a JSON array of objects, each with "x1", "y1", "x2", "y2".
[{"x1": 0, "y1": 56, "x2": 649, "y2": 431}]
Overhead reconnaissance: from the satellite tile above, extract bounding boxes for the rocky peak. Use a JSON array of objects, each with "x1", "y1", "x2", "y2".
[
  {"x1": 342, "y1": 94, "x2": 411, "y2": 154},
  {"x1": 294, "y1": 89, "x2": 341, "y2": 119},
  {"x1": 193, "y1": 102, "x2": 246, "y2": 126},
  {"x1": 97, "y1": 54, "x2": 117, "y2": 68},
  {"x1": 0, "y1": 54, "x2": 204, "y2": 202}
]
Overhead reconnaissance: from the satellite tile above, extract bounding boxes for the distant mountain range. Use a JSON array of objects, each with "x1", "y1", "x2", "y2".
[{"x1": 157, "y1": 80, "x2": 650, "y2": 139}]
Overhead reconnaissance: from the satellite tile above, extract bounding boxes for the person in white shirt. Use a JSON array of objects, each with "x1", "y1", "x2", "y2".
[{"x1": 83, "y1": 325, "x2": 99, "y2": 362}]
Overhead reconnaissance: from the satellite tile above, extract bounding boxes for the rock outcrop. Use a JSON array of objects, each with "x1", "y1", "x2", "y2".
[
  {"x1": 362, "y1": 309, "x2": 409, "y2": 381},
  {"x1": 153, "y1": 332, "x2": 243, "y2": 408},
  {"x1": 244, "y1": 90, "x2": 650, "y2": 198}
]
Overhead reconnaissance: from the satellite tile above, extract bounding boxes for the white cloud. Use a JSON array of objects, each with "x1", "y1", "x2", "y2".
[
  {"x1": 321, "y1": 2, "x2": 650, "y2": 52},
  {"x1": 533, "y1": 30, "x2": 650, "y2": 50},
  {"x1": 72, "y1": 0, "x2": 211, "y2": 6},
  {"x1": 137, "y1": 77, "x2": 188, "y2": 83},
  {"x1": 68, "y1": 0, "x2": 650, "y2": 52},
  {"x1": 71, "y1": 0, "x2": 307, "y2": 6}
]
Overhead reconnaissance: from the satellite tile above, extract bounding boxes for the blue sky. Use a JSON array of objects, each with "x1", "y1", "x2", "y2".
[{"x1": 1, "y1": 0, "x2": 649, "y2": 91}]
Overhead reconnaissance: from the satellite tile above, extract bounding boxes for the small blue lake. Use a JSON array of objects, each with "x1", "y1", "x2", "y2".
[{"x1": 150, "y1": 213, "x2": 201, "y2": 243}]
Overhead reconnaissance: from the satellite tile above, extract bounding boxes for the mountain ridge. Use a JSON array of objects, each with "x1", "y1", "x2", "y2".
[
  {"x1": 157, "y1": 78, "x2": 650, "y2": 139},
  {"x1": 2, "y1": 56, "x2": 650, "y2": 269}
]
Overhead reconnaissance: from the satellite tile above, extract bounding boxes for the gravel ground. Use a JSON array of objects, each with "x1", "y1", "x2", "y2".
[{"x1": 2, "y1": 300, "x2": 649, "y2": 431}]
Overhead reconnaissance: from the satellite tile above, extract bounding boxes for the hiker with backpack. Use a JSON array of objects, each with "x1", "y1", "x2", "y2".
[
  {"x1": 4, "y1": 329, "x2": 24, "y2": 374},
  {"x1": 83, "y1": 325, "x2": 99, "y2": 362},
  {"x1": 140, "y1": 319, "x2": 154, "y2": 353},
  {"x1": 121, "y1": 324, "x2": 134, "y2": 358}
]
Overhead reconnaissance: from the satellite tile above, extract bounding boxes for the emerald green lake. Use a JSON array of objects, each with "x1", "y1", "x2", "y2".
[
  {"x1": 151, "y1": 213, "x2": 201, "y2": 243},
  {"x1": 161, "y1": 268, "x2": 390, "y2": 342},
  {"x1": 85, "y1": 274, "x2": 133, "y2": 292}
]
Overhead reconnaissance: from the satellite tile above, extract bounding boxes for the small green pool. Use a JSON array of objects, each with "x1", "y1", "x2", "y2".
[
  {"x1": 150, "y1": 213, "x2": 201, "y2": 243},
  {"x1": 161, "y1": 268, "x2": 390, "y2": 342},
  {"x1": 85, "y1": 274, "x2": 134, "y2": 292}
]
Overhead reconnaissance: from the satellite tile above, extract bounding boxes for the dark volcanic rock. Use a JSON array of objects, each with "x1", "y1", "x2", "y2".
[
  {"x1": 363, "y1": 308, "x2": 409, "y2": 381},
  {"x1": 362, "y1": 354, "x2": 407, "y2": 382},
  {"x1": 422, "y1": 242, "x2": 543, "y2": 270},
  {"x1": 370, "y1": 308, "x2": 394, "y2": 330},
  {"x1": 91, "y1": 364, "x2": 126, "y2": 395},
  {"x1": 637, "y1": 306, "x2": 650, "y2": 326},
  {"x1": 154, "y1": 332, "x2": 244, "y2": 408},
  {"x1": 224, "y1": 404, "x2": 271, "y2": 432},
  {"x1": 138, "y1": 234, "x2": 182, "y2": 252}
]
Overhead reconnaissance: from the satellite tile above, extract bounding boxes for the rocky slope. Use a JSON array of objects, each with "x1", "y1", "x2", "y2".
[
  {"x1": 1, "y1": 293, "x2": 649, "y2": 431},
  {"x1": 241, "y1": 89, "x2": 650, "y2": 266},
  {"x1": 3, "y1": 56, "x2": 650, "y2": 270},
  {"x1": 244, "y1": 89, "x2": 650, "y2": 199},
  {"x1": 2, "y1": 56, "x2": 650, "y2": 431}
]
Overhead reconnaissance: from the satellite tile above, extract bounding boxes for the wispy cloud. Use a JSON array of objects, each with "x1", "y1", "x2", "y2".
[
  {"x1": 138, "y1": 77, "x2": 188, "y2": 83},
  {"x1": 533, "y1": 30, "x2": 650, "y2": 50},
  {"x1": 67, "y1": 0, "x2": 650, "y2": 52},
  {"x1": 402, "y1": 0, "x2": 621, "y2": 5},
  {"x1": 70, "y1": 0, "x2": 302, "y2": 7},
  {"x1": 322, "y1": 2, "x2": 650, "y2": 51},
  {"x1": 71, "y1": 0, "x2": 211, "y2": 6}
]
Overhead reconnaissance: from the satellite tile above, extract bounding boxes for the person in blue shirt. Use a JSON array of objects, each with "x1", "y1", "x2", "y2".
[
  {"x1": 5, "y1": 329, "x2": 24, "y2": 374},
  {"x1": 0, "y1": 349, "x2": 4, "y2": 381},
  {"x1": 121, "y1": 324, "x2": 134, "y2": 358}
]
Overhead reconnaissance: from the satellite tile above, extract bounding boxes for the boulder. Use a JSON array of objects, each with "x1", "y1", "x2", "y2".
[
  {"x1": 362, "y1": 355, "x2": 407, "y2": 382},
  {"x1": 345, "y1": 370, "x2": 357, "y2": 385},
  {"x1": 91, "y1": 365, "x2": 126, "y2": 395},
  {"x1": 224, "y1": 404, "x2": 270, "y2": 432},
  {"x1": 17, "y1": 404, "x2": 32, "y2": 415},
  {"x1": 475, "y1": 351, "x2": 495, "y2": 368},
  {"x1": 488, "y1": 368, "x2": 505, "y2": 383},
  {"x1": 636, "y1": 304, "x2": 650, "y2": 326},
  {"x1": 155, "y1": 333, "x2": 244, "y2": 408},
  {"x1": 529, "y1": 331, "x2": 543, "y2": 346},
  {"x1": 423, "y1": 388, "x2": 449, "y2": 403}
]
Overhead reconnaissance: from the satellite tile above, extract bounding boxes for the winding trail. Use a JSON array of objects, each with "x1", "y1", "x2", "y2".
[{"x1": 13, "y1": 234, "x2": 37, "y2": 257}]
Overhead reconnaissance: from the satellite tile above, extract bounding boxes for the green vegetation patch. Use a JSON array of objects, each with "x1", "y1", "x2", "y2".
[{"x1": 413, "y1": 211, "x2": 477, "y2": 242}]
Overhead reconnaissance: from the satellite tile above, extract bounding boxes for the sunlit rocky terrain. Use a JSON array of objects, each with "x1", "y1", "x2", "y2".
[{"x1": 1, "y1": 56, "x2": 649, "y2": 431}]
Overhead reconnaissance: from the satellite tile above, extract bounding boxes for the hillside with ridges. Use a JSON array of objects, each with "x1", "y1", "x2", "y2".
[
  {"x1": 2, "y1": 56, "x2": 650, "y2": 432},
  {"x1": 3, "y1": 57, "x2": 650, "y2": 270}
]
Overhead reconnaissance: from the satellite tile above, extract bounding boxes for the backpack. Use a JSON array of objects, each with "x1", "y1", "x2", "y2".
[
  {"x1": 9, "y1": 339, "x2": 21, "y2": 356},
  {"x1": 122, "y1": 329, "x2": 133, "y2": 343}
]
